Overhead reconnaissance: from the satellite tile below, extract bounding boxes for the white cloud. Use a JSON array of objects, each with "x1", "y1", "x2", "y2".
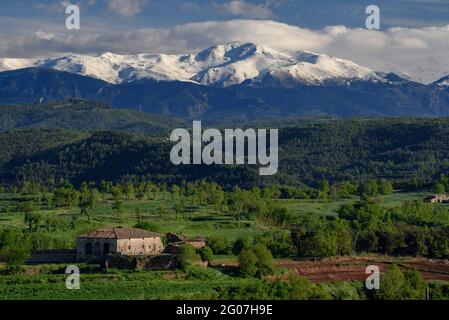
[
  {"x1": 1, "y1": 19, "x2": 449, "y2": 83},
  {"x1": 34, "y1": 1, "x2": 78, "y2": 13},
  {"x1": 34, "y1": 0, "x2": 95, "y2": 12},
  {"x1": 107, "y1": 0, "x2": 148, "y2": 17},
  {"x1": 214, "y1": 1, "x2": 273, "y2": 19}
]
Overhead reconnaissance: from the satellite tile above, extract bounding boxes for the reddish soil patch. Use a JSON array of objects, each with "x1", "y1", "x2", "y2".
[
  {"x1": 214, "y1": 256, "x2": 449, "y2": 283},
  {"x1": 275, "y1": 256, "x2": 449, "y2": 282}
]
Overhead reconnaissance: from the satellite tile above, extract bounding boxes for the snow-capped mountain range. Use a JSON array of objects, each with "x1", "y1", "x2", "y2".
[
  {"x1": 2, "y1": 41, "x2": 449, "y2": 118},
  {"x1": 0, "y1": 42, "x2": 386, "y2": 87}
]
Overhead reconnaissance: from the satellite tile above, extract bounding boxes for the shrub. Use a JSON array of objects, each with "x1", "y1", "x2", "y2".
[
  {"x1": 232, "y1": 237, "x2": 251, "y2": 255},
  {"x1": 178, "y1": 244, "x2": 199, "y2": 268},
  {"x1": 255, "y1": 232, "x2": 295, "y2": 258},
  {"x1": 206, "y1": 236, "x2": 231, "y2": 255},
  {"x1": 370, "y1": 265, "x2": 426, "y2": 300},
  {"x1": 238, "y1": 243, "x2": 274, "y2": 278},
  {"x1": 0, "y1": 245, "x2": 30, "y2": 274},
  {"x1": 200, "y1": 246, "x2": 214, "y2": 262}
]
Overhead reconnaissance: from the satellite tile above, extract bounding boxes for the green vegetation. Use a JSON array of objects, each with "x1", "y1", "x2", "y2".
[
  {"x1": 199, "y1": 246, "x2": 214, "y2": 262},
  {"x1": 179, "y1": 244, "x2": 200, "y2": 268},
  {"x1": 0, "y1": 177, "x2": 448, "y2": 300},
  {"x1": 0, "y1": 263, "x2": 436, "y2": 300},
  {"x1": 239, "y1": 244, "x2": 274, "y2": 278},
  {"x1": 217, "y1": 265, "x2": 429, "y2": 300},
  {"x1": 0, "y1": 100, "x2": 181, "y2": 133},
  {"x1": 370, "y1": 266, "x2": 426, "y2": 300},
  {"x1": 0, "y1": 178, "x2": 449, "y2": 257},
  {"x1": 1, "y1": 114, "x2": 449, "y2": 300},
  {"x1": 1, "y1": 117, "x2": 449, "y2": 188}
]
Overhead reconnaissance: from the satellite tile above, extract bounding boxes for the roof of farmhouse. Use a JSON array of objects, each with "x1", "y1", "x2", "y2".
[{"x1": 77, "y1": 227, "x2": 162, "y2": 239}]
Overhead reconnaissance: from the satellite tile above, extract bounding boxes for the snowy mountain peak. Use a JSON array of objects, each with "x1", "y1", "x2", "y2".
[
  {"x1": 0, "y1": 42, "x2": 384, "y2": 87},
  {"x1": 432, "y1": 74, "x2": 449, "y2": 87},
  {"x1": 260, "y1": 50, "x2": 381, "y2": 85},
  {"x1": 190, "y1": 42, "x2": 295, "y2": 87}
]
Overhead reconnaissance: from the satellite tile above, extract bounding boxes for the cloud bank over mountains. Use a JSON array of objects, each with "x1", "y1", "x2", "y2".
[{"x1": 1, "y1": 19, "x2": 449, "y2": 83}]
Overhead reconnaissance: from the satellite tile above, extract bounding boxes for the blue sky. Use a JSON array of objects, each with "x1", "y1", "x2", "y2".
[
  {"x1": 4, "y1": 0, "x2": 449, "y2": 29},
  {"x1": 1, "y1": 1, "x2": 449, "y2": 83}
]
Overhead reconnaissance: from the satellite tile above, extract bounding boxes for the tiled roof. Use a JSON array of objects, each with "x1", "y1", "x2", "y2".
[{"x1": 77, "y1": 227, "x2": 162, "y2": 239}]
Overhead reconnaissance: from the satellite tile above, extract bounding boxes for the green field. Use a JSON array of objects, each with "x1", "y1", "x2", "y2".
[
  {"x1": 0, "y1": 189, "x2": 429, "y2": 246},
  {"x1": 1, "y1": 185, "x2": 449, "y2": 300}
]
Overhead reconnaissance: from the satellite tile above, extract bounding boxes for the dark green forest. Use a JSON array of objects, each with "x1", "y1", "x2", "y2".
[
  {"x1": 1, "y1": 110, "x2": 449, "y2": 189},
  {"x1": 0, "y1": 100, "x2": 181, "y2": 133}
]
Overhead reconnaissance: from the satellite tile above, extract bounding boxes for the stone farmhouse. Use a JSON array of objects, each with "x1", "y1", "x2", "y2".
[
  {"x1": 424, "y1": 194, "x2": 449, "y2": 203},
  {"x1": 76, "y1": 227, "x2": 164, "y2": 262},
  {"x1": 27, "y1": 227, "x2": 206, "y2": 268}
]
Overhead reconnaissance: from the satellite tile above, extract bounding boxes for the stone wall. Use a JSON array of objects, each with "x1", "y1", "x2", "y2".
[
  {"x1": 77, "y1": 236, "x2": 165, "y2": 262},
  {"x1": 116, "y1": 237, "x2": 164, "y2": 256},
  {"x1": 27, "y1": 250, "x2": 77, "y2": 264}
]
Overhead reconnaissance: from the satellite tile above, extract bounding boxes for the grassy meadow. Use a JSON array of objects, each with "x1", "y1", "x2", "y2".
[{"x1": 1, "y1": 186, "x2": 449, "y2": 300}]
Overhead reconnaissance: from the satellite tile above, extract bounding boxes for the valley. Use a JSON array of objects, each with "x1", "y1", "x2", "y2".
[{"x1": 0, "y1": 105, "x2": 449, "y2": 299}]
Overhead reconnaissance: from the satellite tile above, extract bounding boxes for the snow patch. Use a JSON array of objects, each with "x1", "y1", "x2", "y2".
[{"x1": 0, "y1": 42, "x2": 384, "y2": 87}]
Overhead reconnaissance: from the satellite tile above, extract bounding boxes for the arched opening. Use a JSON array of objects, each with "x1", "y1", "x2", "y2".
[
  {"x1": 103, "y1": 243, "x2": 110, "y2": 255},
  {"x1": 85, "y1": 242, "x2": 93, "y2": 256},
  {"x1": 94, "y1": 242, "x2": 101, "y2": 256}
]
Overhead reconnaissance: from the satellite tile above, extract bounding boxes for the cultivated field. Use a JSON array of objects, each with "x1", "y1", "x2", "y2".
[{"x1": 1, "y1": 188, "x2": 449, "y2": 300}]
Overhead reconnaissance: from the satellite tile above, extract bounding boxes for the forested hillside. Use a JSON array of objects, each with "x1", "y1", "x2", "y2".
[
  {"x1": 0, "y1": 100, "x2": 182, "y2": 133},
  {"x1": 1, "y1": 117, "x2": 448, "y2": 188}
]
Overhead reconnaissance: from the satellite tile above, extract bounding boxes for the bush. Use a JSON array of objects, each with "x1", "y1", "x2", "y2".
[
  {"x1": 239, "y1": 243, "x2": 274, "y2": 278},
  {"x1": 0, "y1": 246, "x2": 30, "y2": 274},
  {"x1": 292, "y1": 225, "x2": 337, "y2": 258},
  {"x1": 217, "y1": 274, "x2": 333, "y2": 300},
  {"x1": 206, "y1": 236, "x2": 231, "y2": 255},
  {"x1": 178, "y1": 244, "x2": 199, "y2": 268},
  {"x1": 255, "y1": 232, "x2": 295, "y2": 258},
  {"x1": 199, "y1": 246, "x2": 214, "y2": 262},
  {"x1": 232, "y1": 237, "x2": 251, "y2": 255},
  {"x1": 369, "y1": 265, "x2": 426, "y2": 300},
  {"x1": 239, "y1": 250, "x2": 258, "y2": 277}
]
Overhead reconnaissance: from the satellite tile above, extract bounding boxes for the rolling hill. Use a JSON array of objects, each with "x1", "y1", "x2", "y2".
[
  {"x1": 0, "y1": 100, "x2": 182, "y2": 133},
  {"x1": 1, "y1": 118, "x2": 449, "y2": 188}
]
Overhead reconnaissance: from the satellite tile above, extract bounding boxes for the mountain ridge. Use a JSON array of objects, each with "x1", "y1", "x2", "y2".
[
  {"x1": 1, "y1": 41, "x2": 449, "y2": 119},
  {"x1": 0, "y1": 66, "x2": 448, "y2": 119},
  {"x1": 0, "y1": 42, "x2": 389, "y2": 87}
]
